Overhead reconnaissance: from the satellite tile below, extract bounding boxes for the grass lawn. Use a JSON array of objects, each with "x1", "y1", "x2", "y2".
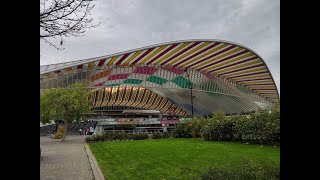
[{"x1": 89, "y1": 138, "x2": 280, "y2": 180}]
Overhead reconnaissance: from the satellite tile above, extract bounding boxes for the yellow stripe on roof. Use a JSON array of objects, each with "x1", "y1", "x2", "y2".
[
  {"x1": 153, "y1": 43, "x2": 191, "y2": 65},
  {"x1": 124, "y1": 51, "x2": 143, "y2": 65},
  {"x1": 231, "y1": 73, "x2": 270, "y2": 81},
  {"x1": 139, "y1": 46, "x2": 167, "y2": 65},
  {"x1": 215, "y1": 61, "x2": 262, "y2": 74},
  {"x1": 169, "y1": 42, "x2": 211, "y2": 66},
  {"x1": 108, "y1": 56, "x2": 119, "y2": 66},
  {"x1": 221, "y1": 67, "x2": 267, "y2": 77},
  {"x1": 196, "y1": 47, "x2": 244, "y2": 70},
  {"x1": 181, "y1": 43, "x2": 229, "y2": 68},
  {"x1": 207, "y1": 53, "x2": 256, "y2": 71}
]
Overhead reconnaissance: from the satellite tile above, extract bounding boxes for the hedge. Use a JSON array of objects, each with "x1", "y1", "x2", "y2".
[
  {"x1": 199, "y1": 106, "x2": 280, "y2": 145},
  {"x1": 172, "y1": 105, "x2": 280, "y2": 145},
  {"x1": 86, "y1": 133, "x2": 149, "y2": 143}
]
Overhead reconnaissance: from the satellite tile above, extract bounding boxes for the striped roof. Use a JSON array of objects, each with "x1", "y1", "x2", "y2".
[
  {"x1": 93, "y1": 86, "x2": 190, "y2": 116},
  {"x1": 40, "y1": 39, "x2": 279, "y2": 103}
]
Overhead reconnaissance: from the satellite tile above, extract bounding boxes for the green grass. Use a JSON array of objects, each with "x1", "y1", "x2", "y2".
[{"x1": 89, "y1": 138, "x2": 280, "y2": 180}]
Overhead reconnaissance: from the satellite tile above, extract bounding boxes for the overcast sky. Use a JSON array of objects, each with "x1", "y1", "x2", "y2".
[{"x1": 40, "y1": 0, "x2": 280, "y2": 92}]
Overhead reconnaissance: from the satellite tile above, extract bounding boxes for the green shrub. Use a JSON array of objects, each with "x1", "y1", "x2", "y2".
[
  {"x1": 200, "y1": 111, "x2": 237, "y2": 141},
  {"x1": 199, "y1": 159, "x2": 280, "y2": 180},
  {"x1": 241, "y1": 159, "x2": 280, "y2": 180},
  {"x1": 171, "y1": 121, "x2": 192, "y2": 138},
  {"x1": 199, "y1": 167, "x2": 234, "y2": 180},
  {"x1": 199, "y1": 106, "x2": 280, "y2": 145},
  {"x1": 229, "y1": 115, "x2": 248, "y2": 141},
  {"x1": 190, "y1": 117, "x2": 209, "y2": 138},
  {"x1": 85, "y1": 133, "x2": 149, "y2": 143},
  {"x1": 235, "y1": 107, "x2": 280, "y2": 145},
  {"x1": 151, "y1": 132, "x2": 172, "y2": 139}
]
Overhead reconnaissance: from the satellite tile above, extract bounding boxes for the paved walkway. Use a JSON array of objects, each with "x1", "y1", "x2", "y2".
[{"x1": 40, "y1": 135, "x2": 94, "y2": 180}]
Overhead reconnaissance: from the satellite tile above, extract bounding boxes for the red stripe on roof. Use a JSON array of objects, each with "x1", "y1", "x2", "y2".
[
  {"x1": 186, "y1": 45, "x2": 236, "y2": 69},
  {"x1": 229, "y1": 71, "x2": 269, "y2": 79},
  {"x1": 218, "y1": 64, "x2": 265, "y2": 76},
  {"x1": 98, "y1": 59, "x2": 106, "y2": 67},
  {"x1": 236, "y1": 77, "x2": 271, "y2": 83},
  {"x1": 133, "y1": 66, "x2": 158, "y2": 74},
  {"x1": 99, "y1": 91, "x2": 106, "y2": 107},
  {"x1": 142, "y1": 91, "x2": 152, "y2": 108},
  {"x1": 119, "y1": 85, "x2": 127, "y2": 105},
  {"x1": 148, "y1": 94, "x2": 159, "y2": 109},
  {"x1": 132, "y1": 48, "x2": 155, "y2": 65},
  {"x1": 77, "y1": 64, "x2": 83, "y2": 70},
  {"x1": 107, "y1": 73, "x2": 130, "y2": 80},
  {"x1": 115, "y1": 53, "x2": 130, "y2": 66},
  {"x1": 123, "y1": 87, "x2": 134, "y2": 106},
  {"x1": 129, "y1": 87, "x2": 141, "y2": 106},
  {"x1": 111, "y1": 86, "x2": 121, "y2": 106},
  {"x1": 107, "y1": 87, "x2": 115, "y2": 106},
  {"x1": 198, "y1": 50, "x2": 249, "y2": 70},
  {"x1": 159, "y1": 100, "x2": 169, "y2": 111},
  {"x1": 146, "y1": 44, "x2": 179, "y2": 65},
  {"x1": 139, "y1": 89, "x2": 147, "y2": 103},
  {"x1": 161, "y1": 42, "x2": 201, "y2": 66},
  {"x1": 162, "y1": 67, "x2": 185, "y2": 75},
  {"x1": 245, "y1": 84, "x2": 275, "y2": 87},
  {"x1": 173, "y1": 42, "x2": 220, "y2": 67},
  {"x1": 208, "y1": 56, "x2": 258, "y2": 72}
]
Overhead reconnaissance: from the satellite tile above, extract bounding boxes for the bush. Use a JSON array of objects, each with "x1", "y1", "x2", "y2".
[
  {"x1": 85, "y1": 133, "x2": 149, "y2": 143},
  {"x1": 241, "y1": 159, "x2": 280, "y2": 180},
  {"x1": 199, "y1": 159, "x2": 280, "y2": 180},
  {"x1": 199, "y1": 106, "x2": 280, "y2": 145},
  {"x1": 151, "y1": 132, "x2": 172, "y2": 139},
  {"x1": 189, "y1": 117, "x2": 209, "y2": 138},
  {"x1": 200, "y1": 111, "x2": 237, "y2": 141},
  {"x1": 229, "y1": 115, "x2": 248, "y2": 141},
  {"x1": 199, "y1": 167, "x2": 234, "y2": 180},
  {"x1": 53, "y1": 126, "x2": 64, "y2": 139},
  {"x1": 171, "y1": 121, "x2": 192, "y2": 138},
  {"x1": 235, "y1": 108, "x2": 280, "y2": 145}
]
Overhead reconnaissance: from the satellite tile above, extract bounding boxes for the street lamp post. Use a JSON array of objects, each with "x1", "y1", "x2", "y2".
[{"x1": 184, "y1": 69, "x2": 194, "y2": 117}]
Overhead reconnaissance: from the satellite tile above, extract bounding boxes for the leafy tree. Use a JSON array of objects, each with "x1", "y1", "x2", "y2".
[{"x1": 40, "y1": 81, "x2": 92, "y2": 141}]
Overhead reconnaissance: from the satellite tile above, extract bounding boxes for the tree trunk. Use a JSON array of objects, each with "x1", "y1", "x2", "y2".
[{"x1": 62, "y1": 120, "x2": 68, "y2": 141}]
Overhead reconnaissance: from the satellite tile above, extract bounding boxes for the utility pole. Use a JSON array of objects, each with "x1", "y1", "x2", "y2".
[{"x1": 184, "y1": 69, "x2": 194, "y2": 117}]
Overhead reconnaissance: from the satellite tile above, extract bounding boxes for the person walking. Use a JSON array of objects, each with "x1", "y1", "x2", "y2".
[
  {"x1": 89, "y1": 126, "x2": 94, "y2": 135},
  {"x1": 79, "y1": 128, "x2": 82, "y2": 135}
]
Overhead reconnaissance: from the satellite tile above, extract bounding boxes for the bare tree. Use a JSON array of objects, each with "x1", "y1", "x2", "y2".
[{"x1": 40, "y1": 0, "x2": 100, "y2": 49}]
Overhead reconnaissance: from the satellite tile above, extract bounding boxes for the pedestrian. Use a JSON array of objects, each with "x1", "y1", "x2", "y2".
[
  {"x1": 89, "y1": 127, "x2": 94, "y2": 135},
  {"x1": 79, "y1": 128, "x2": 82, "y2": 135}
]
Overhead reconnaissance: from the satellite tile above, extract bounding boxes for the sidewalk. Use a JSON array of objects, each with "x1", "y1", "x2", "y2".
[{"x1": 40, "y1": 135, "x2": 94, "y2": 180}]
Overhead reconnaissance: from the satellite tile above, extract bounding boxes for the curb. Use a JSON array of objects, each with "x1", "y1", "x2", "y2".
[{"x1": 84, "y1": 143, "x2": 105, "y2": 180}]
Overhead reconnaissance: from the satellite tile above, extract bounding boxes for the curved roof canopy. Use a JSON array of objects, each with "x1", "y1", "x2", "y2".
[{"x1": 40, "y1": 39, "x2": 279, "y2": 115}]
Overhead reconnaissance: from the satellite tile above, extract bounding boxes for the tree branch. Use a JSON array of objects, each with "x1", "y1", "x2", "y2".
[{"x1": 40, "y1": 0, "x2": 100, "y2": 48}]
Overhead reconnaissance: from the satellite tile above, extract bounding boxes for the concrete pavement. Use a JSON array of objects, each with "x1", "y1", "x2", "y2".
[{"x1": 40, "y1": 135, "x2": 94, "y2": 180}]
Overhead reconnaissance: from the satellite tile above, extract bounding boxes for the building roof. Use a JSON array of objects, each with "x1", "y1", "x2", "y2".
[{"x1": 40, "y1": 39, "x2": 279, "y2": 115}]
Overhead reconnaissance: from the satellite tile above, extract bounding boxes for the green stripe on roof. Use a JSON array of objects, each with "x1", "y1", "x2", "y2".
[
  {"x1": 104, "y1": 83, "x2": 120, "y2": 87},
  {"x1": 146, "y1": 76, "x2": 168, "y2": 85},
  {"x1": 171, "y1": 76, "x2": 191, "y2": 88},
  {"x1": 236, "y1": 85, "x2": 252, "y2": 94},
  {"x1": 123, "y1": 79, "x2": 143, "y2": 84}
]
